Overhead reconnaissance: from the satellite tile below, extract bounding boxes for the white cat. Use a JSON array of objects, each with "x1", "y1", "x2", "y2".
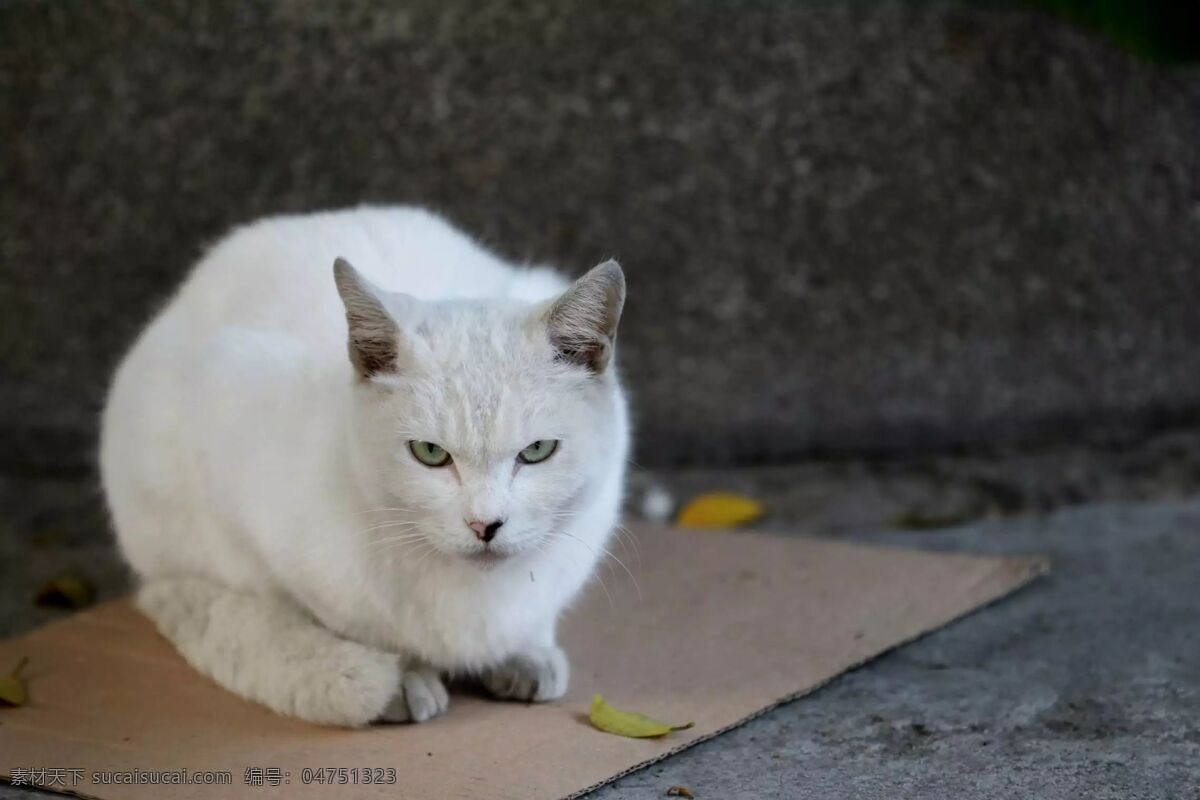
[{"x1": 99, "y1": 206, "x2": 629, "y2": 726}]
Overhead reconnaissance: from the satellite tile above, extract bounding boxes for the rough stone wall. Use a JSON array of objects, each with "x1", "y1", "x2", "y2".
[{"x1": 2, "y1": 0, "x2": 1198, "y2": 470}]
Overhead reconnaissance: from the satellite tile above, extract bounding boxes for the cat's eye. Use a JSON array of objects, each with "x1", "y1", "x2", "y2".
[
  {"x1": 518, "y1": 439, "x2": 559, "y2": 465},
  {"x1": 409, "y1": 441, "x2": 452, "y2": 468}
]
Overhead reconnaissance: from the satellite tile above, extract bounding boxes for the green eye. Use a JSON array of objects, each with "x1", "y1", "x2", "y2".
[
  {"x1": 518, "y1": 439, "x2": 559, "y2": 465},
  {"x1": 409, "y1": 441, "x2": 452, "y2": 467}
]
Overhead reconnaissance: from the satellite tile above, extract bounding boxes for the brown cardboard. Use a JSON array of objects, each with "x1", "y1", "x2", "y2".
[{"x1": 0, "y1": 525, "x2": 1046, "y2": 799}]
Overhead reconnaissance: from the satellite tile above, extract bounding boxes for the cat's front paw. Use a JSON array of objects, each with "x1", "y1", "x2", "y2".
[
  {"x1": 375, "y1": 666, "x2": 450, "y2": 724},
  {"x1": 483, "y1": 645, "x2": 569, "y2": 703}
]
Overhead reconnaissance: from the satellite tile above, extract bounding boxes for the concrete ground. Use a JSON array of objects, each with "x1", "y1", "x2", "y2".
[
  {"x1": 2, "y1": 445, "x2": 1198, "y2": 798},
  {"x1": 594, "y1": 500, "x2": 1200, "y2": 800}
]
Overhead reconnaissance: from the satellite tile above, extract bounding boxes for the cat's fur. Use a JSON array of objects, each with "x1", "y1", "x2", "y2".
[{"x1": 100, "y1": 206, "x2": 629, "y2": 726}]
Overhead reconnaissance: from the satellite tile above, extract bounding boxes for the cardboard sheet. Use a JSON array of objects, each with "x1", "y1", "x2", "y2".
[{"x1": 0, "y1": 525, "x2": 1046, "y2": 799}]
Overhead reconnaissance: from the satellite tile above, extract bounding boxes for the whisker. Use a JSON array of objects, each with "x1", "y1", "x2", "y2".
[
  {"x1": 558, "y1": 528, "x2": 642, "y2": 602},
  {"x1": 550, "y1": 530, "x2": 614, "y2": 609},
  {"x1": 360, "y1": 520, "x2": 424, "y2": 534},
  {"x1": 354, "y1": 506, "x2": 421, "y2": 516},
  {"x1": 601, "y1": 540, "x2": 642, "y2": 601},
  {"x1": 380, "y1": 539, "x2": 436, "y2": 562},
  {"x1": 411, "y1": 542, "x2": 441, "y2": 572},
  {"x1": 613, "y1": 522, "x2": 643, "y2": 567},
  {"x1": 366, "y1": 534, "x2": 430, "y2": 552}
]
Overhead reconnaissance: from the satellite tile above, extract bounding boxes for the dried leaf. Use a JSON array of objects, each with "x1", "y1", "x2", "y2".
[
  {"x1": 0, "y1": 657, "x2": 29, "y2": 707},
  {"x1": 588, "y1": 694, "x2": 693, "y2": 738},
  {"x1": 890, "y1": 511, "x2": 973, "y2": 531},
  {"x1": 666, "y1": 787, "x2": 695, "y2": 798},
  {"x1": 34, "y1": 573, "x2": 95, "y2": 609},
  {"x1": 675, "y1": 492, "x2": 763, "y2": 528}
]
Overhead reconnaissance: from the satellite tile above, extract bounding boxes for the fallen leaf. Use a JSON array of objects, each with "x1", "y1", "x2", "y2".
[
  {"x1": 675, "y1": 491, "x2": 763, "y2": 528},
  {"x1": 589, "y1": 694, "x2": 693, "y2": 738},
  {"x1": 666, "y1": 787, "x2": 695, "y2": 798},
  {"x1": 890, "y1": 511, "x2": 973, "y2": 531},
  {"x1": 0, "y1": 657, "x2": 29, "y2": 707},
  {"x1": 34, "y1": 573, "x2": 95, "y2": 609}
]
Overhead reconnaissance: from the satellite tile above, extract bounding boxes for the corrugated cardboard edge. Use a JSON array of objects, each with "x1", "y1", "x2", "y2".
[{"x1": 563, "y1": 554, "x2": 1050, "y2": 799}]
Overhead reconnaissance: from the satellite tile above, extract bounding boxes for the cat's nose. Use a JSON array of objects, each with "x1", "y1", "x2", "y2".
[{"x1": 467, "y1": 519, "x2": 504, "y2": 543}]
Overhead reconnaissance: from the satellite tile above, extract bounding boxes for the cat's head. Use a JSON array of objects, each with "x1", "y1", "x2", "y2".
[{"x1": 334, "y1": 258, "x2": 626, "y2": 567}]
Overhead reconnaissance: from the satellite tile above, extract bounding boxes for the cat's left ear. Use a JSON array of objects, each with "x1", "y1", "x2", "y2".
[
  {"x1": 333, "y1": 258, "x2": 404, "y2": 379},
  {"x1": 541, "y1": 259, "x2": 626, "y2": 374}
]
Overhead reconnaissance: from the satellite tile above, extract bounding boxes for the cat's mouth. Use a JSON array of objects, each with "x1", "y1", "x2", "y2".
[{"x1": 464, "y1": 548, "x2": 514, "y2": 567}]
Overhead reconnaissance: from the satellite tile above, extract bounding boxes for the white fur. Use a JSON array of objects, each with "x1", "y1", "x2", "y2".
[{"x1": 100, "y1": 206, "x2": 629, "y2": 726}]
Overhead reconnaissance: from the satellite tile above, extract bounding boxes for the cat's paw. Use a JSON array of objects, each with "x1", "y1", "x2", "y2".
[
  {"x1": 483, "y1": 645, "x2": 570, "y2": 703},
  {"x1": 315, "y1": 643, "x2": 405, "y2": 727},
  {"x1": 375, "y1": 666, "x2": 450, "y2": 724}
]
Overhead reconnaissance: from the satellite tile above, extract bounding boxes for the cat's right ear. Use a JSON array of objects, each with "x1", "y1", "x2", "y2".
[{"x1": 333, "y1": 258, "x2": 401, "y2": 379}]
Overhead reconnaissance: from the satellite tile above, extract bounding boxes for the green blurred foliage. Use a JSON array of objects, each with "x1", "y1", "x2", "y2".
[{"x1": 1027, "y1": 0, "x2": 1200, "y2": 63}]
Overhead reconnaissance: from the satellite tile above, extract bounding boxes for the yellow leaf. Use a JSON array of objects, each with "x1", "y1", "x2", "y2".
[
  {"x1": 675, "y1": 492, "x2": 763, "y2": 528},
  {"x1": 34, "y1": 573, "x2": 95, "y2": 609},
  {"x1": 0, "y1": 657, "x2": 29, "y2": 707},
  {"x1": 588, "y1": 694, "x2": 693, "y2": 738},
  {"x1": 666, "y1": 788, "x2": 695, "y2": 799}
]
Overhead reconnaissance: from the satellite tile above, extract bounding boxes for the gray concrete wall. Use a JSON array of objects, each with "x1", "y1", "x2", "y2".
[{"x1": 2, "y1": 0, "x2": 1198, "y2": 470}]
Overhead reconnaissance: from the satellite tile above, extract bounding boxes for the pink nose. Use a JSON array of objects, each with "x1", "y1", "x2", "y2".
[{"x1": 467, "y1": 519, "x2": 504, "y2": 543}]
